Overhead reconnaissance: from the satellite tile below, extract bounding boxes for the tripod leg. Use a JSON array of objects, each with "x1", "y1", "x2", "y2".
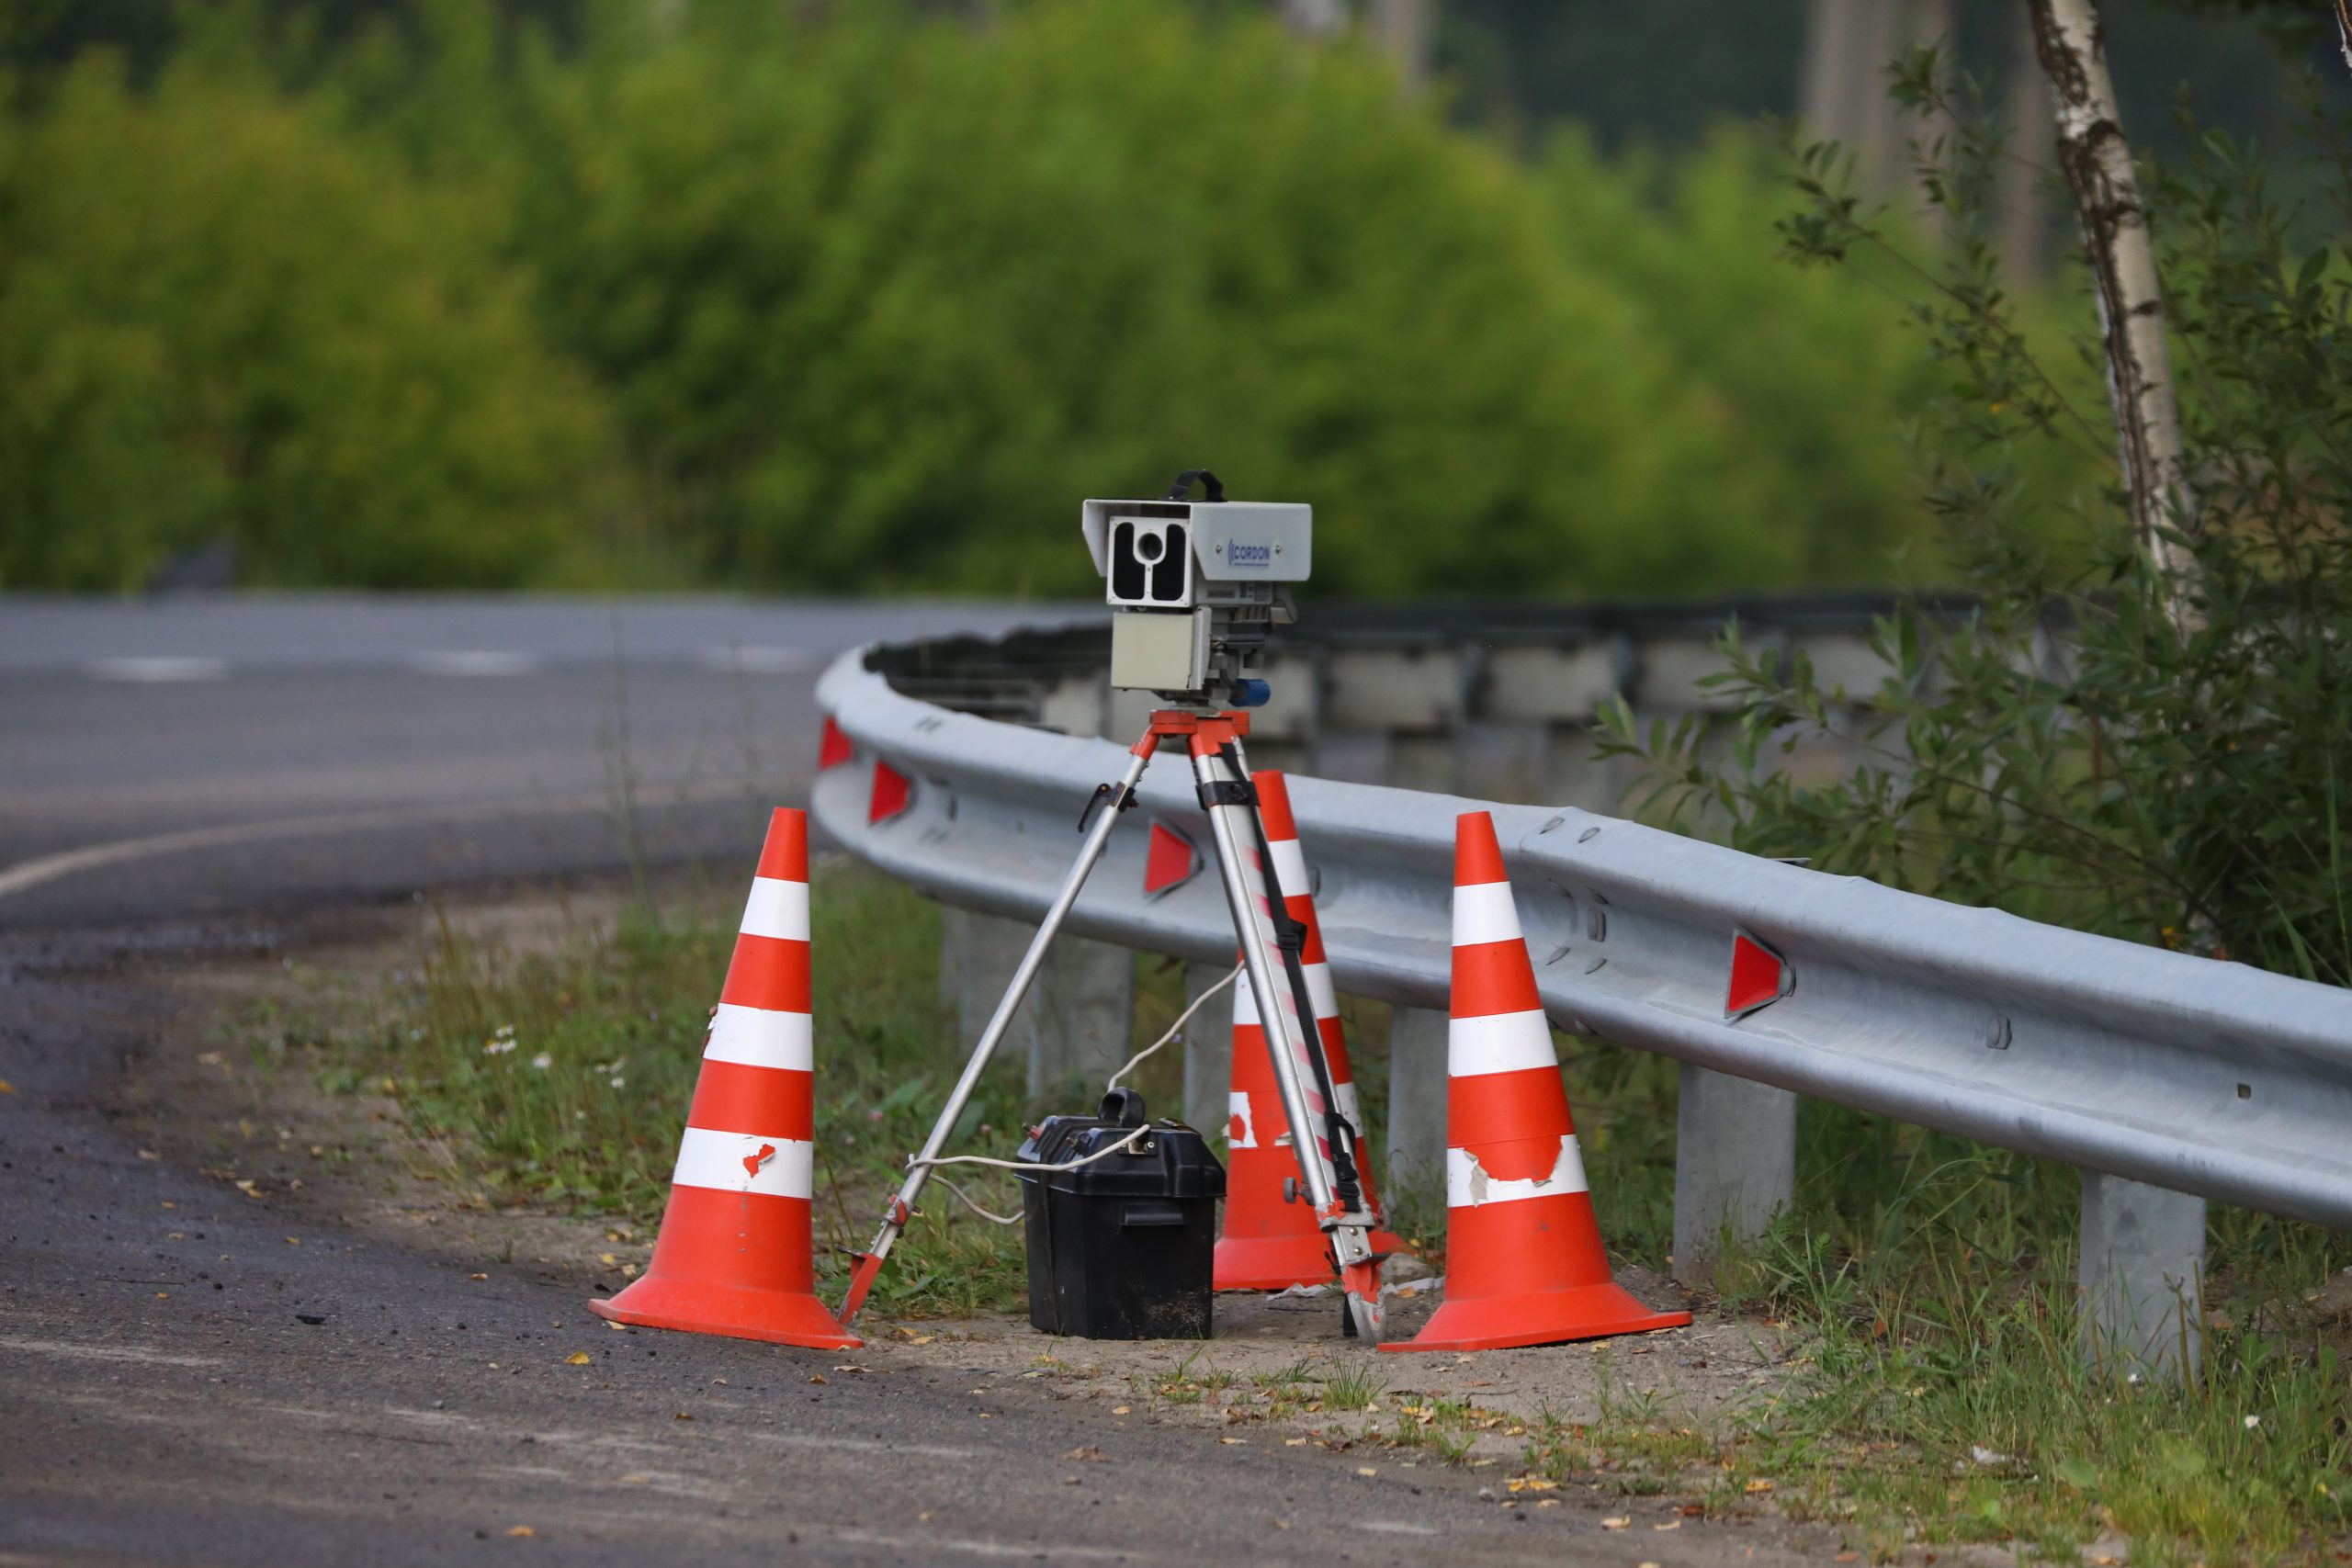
[
  {"x1": 1189, "y1": 743, "x2": 1383, "y2": 1340},
  {"x1": 837, "y1": 735, "x2": 1157, "y2": 1325}
]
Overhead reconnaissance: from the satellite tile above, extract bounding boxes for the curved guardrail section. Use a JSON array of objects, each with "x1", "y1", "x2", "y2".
[{"x1": 812, "y1": 638, "x2": 2352, "y2": 1234}]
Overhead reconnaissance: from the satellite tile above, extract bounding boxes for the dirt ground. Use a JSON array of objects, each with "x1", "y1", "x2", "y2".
[
  {"x1": 125, "y1": 879, "x2": 1878, "y2": 1554},
  {"x1": 82, "y1": 878, "x2": 2352, "y2": 1566}
]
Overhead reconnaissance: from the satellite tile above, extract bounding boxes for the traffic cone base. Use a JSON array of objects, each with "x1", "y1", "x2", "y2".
[
  {"x1": 1381, "y1": 1188, "x2": 1687, "y2": 1351},
  {"x1": 591, "y1": 1286, "x2": 857, "y2": 1348},
  {"x1": 1213, "y1": 1232, "x2": 1335, "y2": 1292},
  {"x1": 591, "y1": 1197, "x2": 859, "y2": 1350},
  {"x1": 1387, "y1": 1280, "x2": 1689, "y2": 1353}
]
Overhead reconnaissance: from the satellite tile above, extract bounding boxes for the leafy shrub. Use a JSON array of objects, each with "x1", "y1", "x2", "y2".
[
  {"x1": 3, "y1": 3, "x2": 1963, "y2": 594},
  {"x1": 1541, "y1": 128, "x2": 1942, "y2": 585},
  {"x1": 0, "y1": 54, "x2": 608, "y2": 589},
  {"x1": 342, "y1": 0, "x2": 1950, "y2": 597},
  {"x1": 1601, "y1": 66, "x2": 2352, "y2": 984}
]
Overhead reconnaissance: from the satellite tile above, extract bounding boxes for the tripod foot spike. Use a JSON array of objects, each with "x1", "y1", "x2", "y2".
[
  {"x1": 1342, "y1": 1258, "x2": 1383, "y2": 1340},
  {"x1": 838, "y1": 1250, "x2": 886, "y2": 1326}
]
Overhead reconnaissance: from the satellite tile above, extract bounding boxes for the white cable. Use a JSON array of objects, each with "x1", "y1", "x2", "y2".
[
  {"x1": 910, "y1": 1121, "x2": 1153, "y2": 1174},
  {"x1": 929, "y1": 1175, "x2": 1023, "y2": 1226},
  {"x1": 1109, "y1": 962, "x2": 1241, "y2": 1091},
  {"x1": 905, "y1": 963, "x2": 1242, "y2": 1225},
  {"x1": 908, "y1": 1124, "x2": 1153, "y2": 1227}
]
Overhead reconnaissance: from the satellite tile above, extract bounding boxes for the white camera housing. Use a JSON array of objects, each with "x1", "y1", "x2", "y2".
[
  {"x1": 1080, "y1": 495, "x2": 1310, "y2": 698},
  {"x1": 1080, "y1": 498, "x2": 1311, "y2": 609}
]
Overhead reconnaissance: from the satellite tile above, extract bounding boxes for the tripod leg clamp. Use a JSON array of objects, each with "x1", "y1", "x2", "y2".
[{"x1": 1077, "y1": 780, "x2": 1138, "y2": 832}]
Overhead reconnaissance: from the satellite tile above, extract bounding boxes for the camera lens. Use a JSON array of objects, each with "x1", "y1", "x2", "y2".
[{"x1": 1134, "y1": 532, "x2": 1164, "y2": 563}]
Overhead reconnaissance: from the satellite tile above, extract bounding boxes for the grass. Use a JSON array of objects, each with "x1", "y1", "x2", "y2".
[
  {"x1": 309, "y1": 862, "x2": 1035, "y2": 1316},
  {"x1": 1514, "y1": 1110, "x2": 2352, "y2": 1563},
  {"x1": 288, "y1": 859, "x2": 2352, "y2": 1559},
  {"x1": 1318, "y1": 1361, "x2": 1388, "y2": 1411}
]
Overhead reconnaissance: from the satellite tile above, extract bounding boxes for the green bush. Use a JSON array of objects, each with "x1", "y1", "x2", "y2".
[
  {"x1": 1603, "y1": 74, "x2": 2352, "y2": 987},
  {"x1": 2, "y1": 3, "x2": 1963, "y2": 594},
  {"x1": 503, "y1": 4, "x2": 1724, "y2": 595},
  {"x1": 0, "y1": 55, "x2": 608, "y2": 589},
  {"x1": 1541, "y1": 128, "x2": 1941, "y2": 584}
]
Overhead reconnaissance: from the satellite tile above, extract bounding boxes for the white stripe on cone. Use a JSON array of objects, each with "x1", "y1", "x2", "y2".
[
  {"x1": 1234, "y1": 970, "x2": 1306, "y2": 1027},
  {"x1": 701, "y1": 1003, "x2": 813, "y2": 1072},
  {"x1": 1452, "y1": 882, "x2": 1522, "y2": 947},
  {"x1": 1447, "y1": 1009, "x2": 1556, "y2": 1077},
  {"x1": 738, "y1": 876, "x2": 810, "y2": 942},
  {"x1": 671, "y1": 1126, "x2": 814, "y2": 1198},
  {"x1": 1268, "y1": 838, "x2": 1310, "y2": 896},
  {"x1": 1445, "y1": 1135, "x2": 1589, "y2": 1208},
  {"x1": 1334, "y1": 1079, "x2": 1363, "y2": 1130},
  {"x1": 1228, "y1": 1090, "x2": 1257, "y2": 1149},
  {"x1": 1303, "y1": 960, "x2": 1339, "y2": 1021}
]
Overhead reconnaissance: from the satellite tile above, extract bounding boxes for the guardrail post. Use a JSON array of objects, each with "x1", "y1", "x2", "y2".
[
  {"x1": 1671, "y1": 1064, "x2": 1796, "y2": 1289},
  {"x1": 1181, "y1": 961, "x2": 1233, "y2": 1137},
  {"x1": 937, "y1": 906, "x2": 1136, "y2": 1102},
  {"x1": 2078, "y1": 1171, "x2": 2205, "y2": 1379},
  {"x1": 1385, "y1": 1006, "x2": 1451, "y2": 1226}
]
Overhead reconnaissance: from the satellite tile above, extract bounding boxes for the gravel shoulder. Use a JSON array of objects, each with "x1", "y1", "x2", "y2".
[{"x1": 1, "y1": 879, "x2": 1857, "y2": 1567}]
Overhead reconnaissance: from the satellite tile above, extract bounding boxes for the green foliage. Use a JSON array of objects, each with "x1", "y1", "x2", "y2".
[
  {"x1": 0, "y1": 53, "x2": 608, "y2": 590},
  {"x1": 1566, "y1": 56, "x2": 2352, "y2": 1554},
  {"x1": 3, "y1": 1, "x2": 1947, "y2": 594},
  {"x1": 498, "y1": 1, "x2": 1894, "y2": 597},
  {"x1": 1541, "y1": 128, "x2": 1941, "y2": 584},
  {"x1": 1601, "y1": 57, "x2": 2352, "y2": 986},
  {"x1": 1522, "y1": 1048, "x2": 2352, "y2": 1559},
  {"x1": 1529, "y1": 1180, "x2": 2352, "y2": 1561}
]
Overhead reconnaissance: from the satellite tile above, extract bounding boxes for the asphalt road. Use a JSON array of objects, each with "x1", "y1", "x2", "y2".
[
  {"x1": 0, "y1": 595, "x2": 1783, "y2": 1566},
  {"x1": 0, "y1": 594, "x2": 1083, "y2": 929}
]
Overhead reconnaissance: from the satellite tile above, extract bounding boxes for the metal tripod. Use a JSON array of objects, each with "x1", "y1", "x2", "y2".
[{"x1": 835, "y1": 706, "x2": 1386, "y2": 1338}]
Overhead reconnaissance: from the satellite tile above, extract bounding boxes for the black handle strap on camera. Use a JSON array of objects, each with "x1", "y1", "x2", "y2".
[{"x1": 1165, "y1": 469, "x2": 1226, "y2": 503}]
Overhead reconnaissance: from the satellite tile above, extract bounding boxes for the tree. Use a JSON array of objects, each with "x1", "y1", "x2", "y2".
[
  {"x1": 1608, "y1": 0, "x2": 2352, "y2": 984},
  {"x1": 2027, "y1": 0, "x2": 2198, "y2": 618}
]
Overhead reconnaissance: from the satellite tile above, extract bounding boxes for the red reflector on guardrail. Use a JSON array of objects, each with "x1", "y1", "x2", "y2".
[
  {"x1": 868, "y1": 761, "x2": 910, "y2": 824},
  {"x1": 1726, "y1": 931, "x2": 1788, "y2": 1020},
  {"x1": 1142, "y1": 822, "x2": 1197, "y2": 897},
  {"x1": 819, "y1": 716, "x2": 853, "y2": 771}
]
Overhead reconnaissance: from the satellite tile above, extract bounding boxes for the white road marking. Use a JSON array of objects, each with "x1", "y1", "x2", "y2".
[
  {"x1": 0, "y1": 1335, "x2": 221, "y2": 1370},
  {"x1": 832, "y1": 1530, "x2": 1148, "y2": 1561},
  {"x1": 1357, "y1": 1520, "x2": 1440, "y2": 1535},
  {"x1": 700, "y1": 645, "x2": 820, "y2": 674},
  {"x1": 405, "y1": 650, "x2": 540, "y2": 677},
  {"x1": 500, "y1": 1419, "x2": 981, "y2": 1462},
  {"x1": 84, "y1": 657, "x2": 229, "y2": 683},
  {"x1": 0, "y1": 778, "x2": 761, "y2": 903}
]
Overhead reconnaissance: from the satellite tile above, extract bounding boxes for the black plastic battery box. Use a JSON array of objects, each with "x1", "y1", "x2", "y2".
[{"x1": 1016, "y1": 1089, "x2": 1225, "y2": 1339}]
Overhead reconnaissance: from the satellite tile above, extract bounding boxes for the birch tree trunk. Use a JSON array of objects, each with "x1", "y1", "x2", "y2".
[{"x1": 2025, "y1": 0, "x2": 2199, "y2": 610}]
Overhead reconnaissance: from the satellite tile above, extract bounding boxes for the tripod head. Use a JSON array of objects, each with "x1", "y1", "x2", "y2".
[{"x1": 1080, "y1": 471, "x2": 1308, "y2": 708}]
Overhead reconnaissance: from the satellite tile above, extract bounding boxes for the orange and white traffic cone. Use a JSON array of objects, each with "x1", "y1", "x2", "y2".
[
  {"x1": 1382, "y1": 811, "x2": 1689, "y2": 1352},
  {"x1": 590, "y1": 807, "x2": 859, "y2": 1349},
  {"x1": 1214, "y1": 772, "x2": 1403, "y2": 1291}
]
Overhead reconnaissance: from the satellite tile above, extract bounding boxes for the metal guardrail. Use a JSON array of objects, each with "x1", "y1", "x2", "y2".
[{"x1": 811, "y1": 635, "x2": 2352, "y2": 1235}]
